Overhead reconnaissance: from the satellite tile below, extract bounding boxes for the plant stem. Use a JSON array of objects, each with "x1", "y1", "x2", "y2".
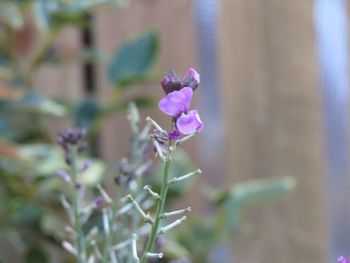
[
  {"x1": 70, "y1": 147, "x2": 86, "y2": 263},
  {"x1": 102, "y1": 190, "x2": 122, "y2": 262},
  {"x1": 140, "y1": 138, "x2": 173, "y2": 263}
]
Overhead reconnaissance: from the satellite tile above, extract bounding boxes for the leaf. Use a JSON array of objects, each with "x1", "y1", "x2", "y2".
[
  {"x1": 17, "y1": 143, "x2": 105, "y2": 183},
  {"x1": 13, "y1": 92, "x2": 68, "y2": 117},
  {"x1": 215, "y1": 177, "x2": 296, "y2": 231},
  {"x1": 0, "y1": 86, "x2": 23, "y2": 100},
  {"x1": 0, "y1": 2, "x2": 23, "y2": 29},
  {"x1": 229, "y1": 176, "x2": 296, "y2": 206},
  {"x1": 0, "y1": 141, "x2": 22, "y2": 161},
  {"x1": 74, "y1": 99, "x2": 101, "y2": 128},
  {"x1": 51, "y1": 11, "x2": 87, "y2": 28},
  {"x1": 17, "y1": 144, "x2": 64, "y2": 176},
  {"x1": 79, "y1": 159, "x2": 105, "y2": 186},
  {"x1": 108, "y1": 30, "x2": 159, "y2": 87},
  {"x1": 32, "y1": 1, "x2": 51, "y2": 32},
  {"x1": 69, "y1": 0, "x2": 129, "y2": 10},
  {"x1": 25, "y1": 245, "x2": 49, "y2": 263}
]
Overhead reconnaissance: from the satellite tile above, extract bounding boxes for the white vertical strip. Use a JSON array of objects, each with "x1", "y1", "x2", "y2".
[
  {"x1": 194, "y1": 0, "x2": 225, "y2": 183},
  {"x1": 314, "y1": 0, "x2": 350, "y2": 260}
]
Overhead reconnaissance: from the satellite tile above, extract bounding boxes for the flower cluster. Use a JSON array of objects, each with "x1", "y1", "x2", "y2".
[
  {"x1": 161, "y1": 68, "x2": 200, "y2": 94},
  {"x1": 159, "y1": 68, "x2": 204, "y2": 139},
  {"x1": 57, "y1": 127, "x2": 87, "y2": 165},
  {"x1": 55, "y1": 67, "x2": 203, "y2": 263}
]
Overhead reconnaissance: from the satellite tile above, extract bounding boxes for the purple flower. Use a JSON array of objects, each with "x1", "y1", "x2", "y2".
[
  {"x1": 339, "y1": 257, "x2": 350, "y2": 263},
  {"x1": 56, "y1": 170, "x2": 71, "y2": 183},
  {"x1": 168, "y1": 130, "x2": 181, "y2": 140},
  {"x1": 159, "y1": 85, "x2": 204, "y2": 137},
  {"x1": 94, "y1": 198, "x2": 103, "y2": 207},
  {"x1": 177, "y1": 110, "x2": 204, "y2": 135},
  {"x1": 159, "y1": 87, "x2": 192, "y2": 117}
]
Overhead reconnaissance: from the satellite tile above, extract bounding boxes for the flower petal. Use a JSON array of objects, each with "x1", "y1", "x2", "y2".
[
  {"x1": 186, "y1": 68, "x2": 200, "y2": 83},
  {"x1": 183, "y1": 68, "x2": 200, "y2": 91},
  {"x1": 168, "y1": 129, "x2": 181, "y2": 140},
  {"x1": 176, "y1": 110, "x2": 204, "y2": 135},
  {"x1": 159, "y1": 87, "x2": 193, "y2": 116},
  {"x1": 339, "y1": 257, "x2": 350, "y2": 263},
  {"x1": 181, "y1": 87, "x2": 193, "y2": 112}
]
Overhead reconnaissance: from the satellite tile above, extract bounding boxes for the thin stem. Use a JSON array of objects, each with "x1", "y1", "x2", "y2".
[
  {"x1": 140, "y1": 124, "x2": 174, "y2": 263},
  {"x1": 70, "y1": 147, "x2": 86, "y2": 263},
  {"x1": 102, "y1": 190, "x2": 122, "y2": 262}
]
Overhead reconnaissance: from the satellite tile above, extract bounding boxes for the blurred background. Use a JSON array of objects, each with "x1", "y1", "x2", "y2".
[{"x1": 1, "y1": 0, "x2": 350, "y2": 262}]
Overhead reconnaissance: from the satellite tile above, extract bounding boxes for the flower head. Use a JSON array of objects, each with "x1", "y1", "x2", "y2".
[
  {"x1": 57, "y1": 127, "x2": 87, "y2": 165},
  {"x1": 159, "y1": 68, "x2": 204, "y2": 138},
  {"x1": 161, "y1": 68, "x2": 200, "y2": 94}
]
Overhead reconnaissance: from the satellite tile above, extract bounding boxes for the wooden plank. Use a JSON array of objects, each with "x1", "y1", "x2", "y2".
[
  {"x1": 35, "y1": 28, "x2": 82, "y2": 99},
  {"x1": 219, "y1": 1, "x2": 328, "y2": 262},
  {"x1": 34, "y1": 28, "x2": 83, "y2": 135}
]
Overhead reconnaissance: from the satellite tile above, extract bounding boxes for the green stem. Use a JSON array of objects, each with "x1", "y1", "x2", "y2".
[
  {"x1": 102, "y1": 190, "x2": 122, "y2": 262},
  {"x1": 70, "y1": 147, "x2": 86, "y2": 263},
  {"x1": 140, "y1": 139, "x2": 173, "y2": 263}
]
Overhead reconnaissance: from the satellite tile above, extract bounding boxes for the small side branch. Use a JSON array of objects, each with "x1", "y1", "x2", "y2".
[
  {"x1": 158, "y1": 216, "x2": 187, "y2": 235},
  {"x1": 132, "y1": 234, "x2": 140, "y2": 263},
  {"x1": 127, "y1": 195, "x2": 154, "y2": 224},
  {"x1": 168, "y1": 169, "x2": 202, "y2": 185},
  {"x1": 160, "y1": 207, "x2": 191, "y2": 219}
]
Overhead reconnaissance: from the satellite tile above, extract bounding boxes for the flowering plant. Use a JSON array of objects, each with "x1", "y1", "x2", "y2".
[
  {"x1": 55, "y1": 68, "x2": 296, "y2": 263},
  {"x1": 56, "y1": 68, "x2": 204, "y2": 263}
]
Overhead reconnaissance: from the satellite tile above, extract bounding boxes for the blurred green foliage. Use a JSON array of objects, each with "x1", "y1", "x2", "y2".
[{"x1": 0, "y1": 0, "x2": 159, "y2": 261}]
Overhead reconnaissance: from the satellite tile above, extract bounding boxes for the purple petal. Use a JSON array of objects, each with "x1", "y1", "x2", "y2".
[
  {"x1": 186, "y1": 68, "x2": 200, "y2": 83},
  {"x1": 168, "y1": 129, "x2": 182, "y2": 140},
  {"x1": 94, "y1": 198, "x2": 103, "y2": 207},
  {"x1": 339, "y1": 257, "x2": 350, "y2": 263},
  {"x1": 79, "y1": 159, "x2": 92, "y2": 173},
  {"x1": 159, "y1": 87, "x2": 193, "y2": 116},
  {"x1": 161, "y1": 76, "x2": 170, "y2": 86},
  {"x1": 176, "y1": 110, "x2": 204, "y2": 135},
  {"x1": 56, "y1": 170, "x2": 71, "y2": 183},
  {"x1": 183, "y1": 68, "x2": 200, "y2": 91},
  {"x1": 181, "y1": 87, "x2": 193, "y2": 111}
]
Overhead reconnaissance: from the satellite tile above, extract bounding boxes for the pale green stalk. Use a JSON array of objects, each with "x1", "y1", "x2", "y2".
[
  {"x1": 70, "y1": 147, "x2": 86, "y2": 263},
  {"x1": 140, "y1": 125, "x2": 174, "y2": 263}
]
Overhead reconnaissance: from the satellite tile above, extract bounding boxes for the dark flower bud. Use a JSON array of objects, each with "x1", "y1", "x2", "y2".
[
  {"x1": 161, "y1": 68, "x2": 200, "y2": 94},
  {"x1": 168, "y1": 129, "x2": 181, "y2": 140},
  {"x1": 161, "y1": 69, "x2": 184, "y2": 94},
  {"x1": 94, "y1": 198, "x2": 103, "y2": 207},
  {"x1": 183, "y1": 68, "x2": 200, "y2": 91},
  {"x1": 57, "y1": 127, "x2": 87, "y2": 166}
]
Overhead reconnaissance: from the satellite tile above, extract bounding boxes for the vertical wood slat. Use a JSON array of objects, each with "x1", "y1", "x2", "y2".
[
  {"x1": 35, "y1": 28, "x2": 82, "y2": 99},
  {"x1": 35, "y1": 28, "x2": 83, "y2": 135},
  {"x1": 219, "y1": 1, "x2": 328, "y2": 263}
]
